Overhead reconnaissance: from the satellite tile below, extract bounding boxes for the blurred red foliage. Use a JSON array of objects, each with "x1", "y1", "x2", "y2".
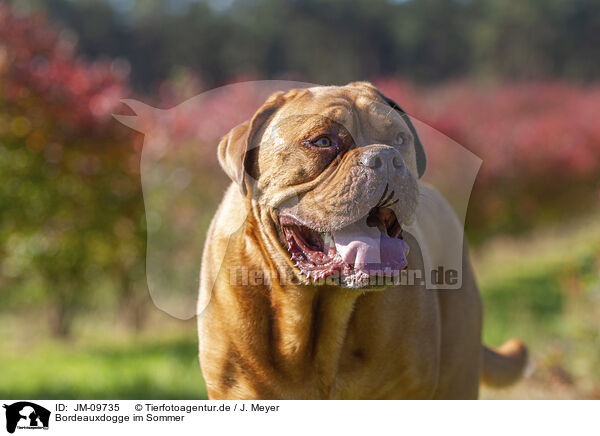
[
  {"x1": 0, "y1": 4, "x2": 128, "y2": 134},
  {"x1": 3, "y1": 2, "x2": 598, "y2": 246},
  {"x1": 377, "y1": 79, "x2": 600, "y2": 238},
  {"x1": 150, "y1": 76, "x2": 600, "y2": 238},
  {"x1": 376, "y1": 79, "x2": 600, "y2": 183}
]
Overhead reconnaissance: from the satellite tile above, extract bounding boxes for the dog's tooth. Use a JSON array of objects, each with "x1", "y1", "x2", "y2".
[{"x1": 321, "y1": 232, "x2": 334, "y2": 247}]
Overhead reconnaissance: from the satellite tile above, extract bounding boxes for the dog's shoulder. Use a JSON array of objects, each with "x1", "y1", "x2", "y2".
[
  {"x1": 210, "y1": 183, "x2": 249, "y2": 241},
  {"x1": 415, "y1": 183, "x2": 462, "y2": 232},
  {"x1": 407, "y1": 183, "x2": 464, "y2": 272},
  {"x1": 199, "y1": 183, "x2": 248, "y2": 304}
]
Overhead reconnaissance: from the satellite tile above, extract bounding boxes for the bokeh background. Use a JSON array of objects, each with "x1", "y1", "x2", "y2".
[{"x1": 1, "y1": 0, "x2": 600, "y2": 399}]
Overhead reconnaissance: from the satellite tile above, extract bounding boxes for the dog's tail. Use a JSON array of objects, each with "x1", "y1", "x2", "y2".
[{"x1": 481, "y1": 338, "x2": 528, "y2": 388}]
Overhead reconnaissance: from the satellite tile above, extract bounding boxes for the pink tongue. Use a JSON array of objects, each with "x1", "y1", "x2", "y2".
[{"x1": 332, "y1": 217, "x2": 409, "y2": 274}]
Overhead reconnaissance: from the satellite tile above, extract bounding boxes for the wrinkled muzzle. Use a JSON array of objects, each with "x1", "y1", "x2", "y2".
[{"x1": 277, "y1": 144, "x2": 419, "y2": 287}]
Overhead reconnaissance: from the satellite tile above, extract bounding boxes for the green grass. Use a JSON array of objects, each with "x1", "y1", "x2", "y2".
[
  {"x1": 475, "y1": 214, "x2": 600, "y2": 350},
  {"x1": 475, "y1": 214, "x2": 600, "y2": 398},
  {"x1": 0, "y1": 320, "x2": 207, "y2": 399},
  {"x1": 1, "y1": 214, "x2": 599, "y2": 399}
]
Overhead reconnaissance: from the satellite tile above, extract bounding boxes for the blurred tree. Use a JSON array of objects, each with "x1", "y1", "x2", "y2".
[
  {"x1": 15, "y1": 0, "x2": 600, "y2": 91},
  {"x1": 0, "y1": 4, "x2": 147, "y2": 337}
]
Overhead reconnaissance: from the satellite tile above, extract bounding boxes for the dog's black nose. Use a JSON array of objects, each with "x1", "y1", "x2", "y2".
[{"x1": 358, "y1": 145, "x2": 404, "y2": 174}]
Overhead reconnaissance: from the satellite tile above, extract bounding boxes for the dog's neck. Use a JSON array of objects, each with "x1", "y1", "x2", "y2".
[
  {"x1": 234, "y1": 204, "x2": 363, "y2": 397},
  {"x1": 268, "y1": 280, "x2": 360, "y2": 397}
]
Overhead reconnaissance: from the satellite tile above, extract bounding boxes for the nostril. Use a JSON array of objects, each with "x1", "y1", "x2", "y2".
[
  {"x1": 360, "y1": 153, "x2": 383, "y2": 169},
  {"x1": 392, "y1": 156, "x2": 403, "y2": 169},
  {"x1": 371, "y1": 156, "x2": 383, "y2": 169}
]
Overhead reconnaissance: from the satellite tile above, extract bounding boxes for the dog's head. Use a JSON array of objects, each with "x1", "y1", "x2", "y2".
[{"x1": 218, "y1": 82, "x2": 426, "y2": 288}]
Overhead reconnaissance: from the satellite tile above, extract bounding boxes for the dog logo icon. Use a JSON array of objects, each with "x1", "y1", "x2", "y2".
[{"x1": 3, "y1": 402, "x2": 50, "y2": 434}]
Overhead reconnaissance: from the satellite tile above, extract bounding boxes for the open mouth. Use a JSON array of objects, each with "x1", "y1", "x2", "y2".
[{"x1": 280, "y1": 207, "x2": 410, "y2": 287}]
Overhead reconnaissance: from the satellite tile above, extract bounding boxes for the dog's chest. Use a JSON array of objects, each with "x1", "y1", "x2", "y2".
[{"x1": 331, "y1": 291, "x2": 441, "y2": 399}]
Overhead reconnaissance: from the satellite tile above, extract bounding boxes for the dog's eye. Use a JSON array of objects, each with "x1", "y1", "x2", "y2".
[
  {"x1": 312, "y1": 136, "x2": 332, "y2": 148},
  {"x1": 394, "y1": 133, "x2": 406, "y2": 146}
]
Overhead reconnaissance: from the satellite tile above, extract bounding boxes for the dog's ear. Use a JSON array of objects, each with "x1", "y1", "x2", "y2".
[
  {"x1": 217, "y1": 91, "x2": 287, "y2": 195},
  {"x1": 377, "y1": 92, "x2": 427, "y2": 179},
  {"x1": 217, "y1": 120, "x2": 251, "y2": 194}
]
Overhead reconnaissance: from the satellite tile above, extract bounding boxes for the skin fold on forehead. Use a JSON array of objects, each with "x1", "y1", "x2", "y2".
[{"x1": 270, "y1": 85, "x2": 410, "y2": 143}]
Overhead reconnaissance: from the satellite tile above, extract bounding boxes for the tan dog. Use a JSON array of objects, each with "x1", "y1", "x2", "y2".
[{"x1": 198, "y1": 82, "x2": 527, "y2": 399}]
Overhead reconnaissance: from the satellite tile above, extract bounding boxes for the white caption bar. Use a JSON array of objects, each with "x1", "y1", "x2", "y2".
[{"x1": 0, "y1": 400, "x2": 594, "y2": 436}]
